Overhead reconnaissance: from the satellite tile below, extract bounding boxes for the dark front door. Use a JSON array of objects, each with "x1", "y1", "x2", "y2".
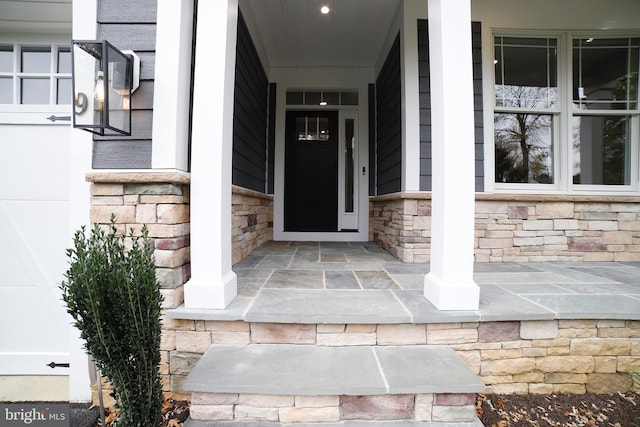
[{"x1": 285, "y1": 110, "x2": 339, "y2": 231}]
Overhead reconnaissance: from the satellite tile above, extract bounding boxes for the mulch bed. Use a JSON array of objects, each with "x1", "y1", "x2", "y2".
[
  {"x1": 477, "y1": 392, "x2": 640, "y2": 427},
  {"x1": 95, "y1": 398, "x2": 190, "y2": 427}
]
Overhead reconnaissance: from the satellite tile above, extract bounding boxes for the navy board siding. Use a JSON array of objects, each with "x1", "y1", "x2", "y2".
[
  {"x1": 93, "y1": 0, "x2": 157, "y2": 168},
  {"x1": 232, "y1": 9, "x2": 269, "y2": 193},
  {"x1": 417, "y1": 20, "x2": 484, "y2": 191},
  {"x1": 368, "y1": 84, "x2": 376, "y2": 196},
  {"x1": 267, "y1": 83, "x2": 277, "y2": 194},
  {"x1": 375, "y1": 34, "x2": 402, "y2": 195}
]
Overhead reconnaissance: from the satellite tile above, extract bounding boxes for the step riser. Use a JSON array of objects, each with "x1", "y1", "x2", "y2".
[
  {"x1": 185, "y1": 420, "x2": 484, "y2": 427},
  {"x1": 190, "y1": 392, "x2": 477, "y2": 424}
]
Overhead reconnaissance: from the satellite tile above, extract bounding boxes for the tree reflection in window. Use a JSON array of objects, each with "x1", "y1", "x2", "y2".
[
  {"x1": 494, "y1": 37, "x2": 557, "y2": 184},
  {"x1": 495, "y1": 111, "x2": 553, "y2": 184}
]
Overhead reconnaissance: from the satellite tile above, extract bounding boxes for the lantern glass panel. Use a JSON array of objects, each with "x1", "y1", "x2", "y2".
[{"x1": 72, "y1": 40, "x2": 132, "y2": 136}]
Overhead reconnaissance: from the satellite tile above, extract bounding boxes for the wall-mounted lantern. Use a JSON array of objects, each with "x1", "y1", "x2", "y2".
[{"x1": 71, "y1": 40, "x2": 140, "y2": 136}]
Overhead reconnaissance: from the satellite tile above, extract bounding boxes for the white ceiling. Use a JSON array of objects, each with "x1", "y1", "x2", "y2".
[
  {"x1": 0, "y1": 0, "x2": 72, "y2": 34},
  {"x1": 242, "y1": 0, "x2": 401, "y2": 69},
  {"x1": 0, "y1": 0, "x2": 400, "y2": 66}
]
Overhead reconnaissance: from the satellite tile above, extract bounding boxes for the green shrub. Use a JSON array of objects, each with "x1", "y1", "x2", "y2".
[
  {"x1": 631, "y1": 371, "x2": 640, "y2": 390},
  {"x1": 61, "y1": 219, "x2": 163, "y2": 427}
]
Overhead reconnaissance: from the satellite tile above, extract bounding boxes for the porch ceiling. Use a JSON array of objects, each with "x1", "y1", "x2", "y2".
[{"x1": 242, "y1": 0, "x2": 401, "y2": 69}]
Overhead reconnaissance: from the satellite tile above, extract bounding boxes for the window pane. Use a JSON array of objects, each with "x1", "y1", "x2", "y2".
[
  {"x1": 21, "y1": 47, "x2": 51, "y2": 73},
  {"x1": 344, "y1": 118, "x2": 355, "y2": 212},
  {"x1": 341, "y1": 91, "x2": 358, "y2": 105},
  {"x1": 0, "y1": 77, "x2": 12, "y2": 103},
  {"x1": 0, "y1": 46, "x2": 12, "y2": 72},
  {"x1": 572, "y1": 115, "x2": 630, "y2": 185},
  {"x1": 494, "y1": 112, "x2": 554, "y2": 183},
  {"x1": 296, "y1": 116, "x2": 330, "y2": 141},
  {"x1": 21, "y1": 78, "x2": 49, "y2": 104},
  {"x1": 494, "y1": 37, "x2": 558, "y2": 108},
  {"x1": 573, "y1": 38, "x2": 639, "y2": 110},
  {"x1": 57, "y1": 48, "x2": 71, "y2": 73},
  {"x1": 323, "y1": 91, "x2": 339, "y2": 105},
  {"x1": 286, "y1": 91, "x2": 303, "y2": 105},
  {"x1": 304, "y1": 91, "x2": 321, "y2": 105},
  {"x1": 56, "y1": 78, "x2": 71, "y2": 104}
]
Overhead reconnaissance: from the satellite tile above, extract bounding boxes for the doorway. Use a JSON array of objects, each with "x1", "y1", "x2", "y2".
[{"x1": 284, "y1": 110, "x2": 339, "y2": 231}]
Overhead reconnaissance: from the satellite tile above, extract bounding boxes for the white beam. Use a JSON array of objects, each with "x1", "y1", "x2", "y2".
[
  {"x1": 151, "y1": 0, "x2": 193, "y2": 171},
  {"x1": 423, "y1": 0, "x2": 479, "y2": 310},
  {"x1": 401, "y1": 0, "x2": 421, "y2": 192},
  {"x1": 183, "y1": 0, "x2": 238, "y2": 309},
  {"x1": 68, "y1": 0, "x2": 96, "y2": 403}
]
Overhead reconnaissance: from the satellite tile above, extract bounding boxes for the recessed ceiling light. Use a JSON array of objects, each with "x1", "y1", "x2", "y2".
[{"x1": 321, "y1": 5, "x2": 330, "y2": 14}]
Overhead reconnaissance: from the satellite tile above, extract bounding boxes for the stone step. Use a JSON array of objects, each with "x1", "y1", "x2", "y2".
[
  {"x1": 183, "y1": 344, "x2": 485, "y2": 425},
  {"x1": 185, "y1": 420, "x2": 485, "y2": 426}
]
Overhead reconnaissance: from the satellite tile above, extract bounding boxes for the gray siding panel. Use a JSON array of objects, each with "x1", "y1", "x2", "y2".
[
  {"x1": 137, "y1": 52, "x2": 156, "y2": 80},
  {"x1": 93, "y1": 0, "x2": 158, "y2": 169},
  {"x1": 93, "y1": 140, "x2": 152, "y2": 169},
  {"x1": 99, "y1": 24, "x2": 156, "y2": 51},
  {"x1": 94, "y1": 110, "x2": 153, "y2": 141},
  {"x1": 98, "y1": 0, "x2": 157, "y2": 23},
  {"x1": 375, "y1": 34, "x2": 402, "y2": 195},
  {"x1": 130, "y1": 80, "x2": 155, "y2": 110},
  {"x1": 417, "y1": 20, "x2": 484, "y2": 192}
]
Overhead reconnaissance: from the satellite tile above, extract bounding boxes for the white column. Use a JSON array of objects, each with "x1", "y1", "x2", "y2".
[
  {"x1": 401, "y1": 0, "x2": 422, "y2": 192},
  {"x1": 151, "y1": 0, "x2": 193, "y2": 171},
  {"x1": 423, "y1": 0, "x2": 479, "y2": 310},
  {"x1": 68, "y1": 0, "x2": 96, "y2": 402},
  {"x1": 183, "y1": 0, "x2": 238, "y2": 309}
]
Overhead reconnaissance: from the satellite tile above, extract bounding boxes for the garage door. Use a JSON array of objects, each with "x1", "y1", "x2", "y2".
[{"x1": 0, "y1": 124, "x2": 71, "y2": 375}]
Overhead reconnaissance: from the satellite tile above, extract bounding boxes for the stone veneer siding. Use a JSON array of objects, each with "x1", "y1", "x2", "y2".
[
  {"x1": 189, "y1": 392, "x2": 476, "y2": 423},
  {"x1": 87, "y1": 176, "x2": 640, "y2": 408},
  {"x1": 87, "y1": 172, "x2": 273, "y2": 401},
  {"x1": 231, "y1": 185, "x2": 274, "y2": 265},
  {"x1": 370, "y1": 193, "x2": 640, "y2": 263},
  {"x1": 87, "y1": 171, "x2": 192, "y2": 309},
  {"x1": 87, "y1": 171, "x2": 191, "y2": 404}
]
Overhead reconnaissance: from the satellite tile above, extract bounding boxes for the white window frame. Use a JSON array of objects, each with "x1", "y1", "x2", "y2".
[
  {"x1": 0, "y1": 40, "x2": 72, "y2": 125},
  {"x1": 490, "y1": 30, "x2": 640, "y2": 195},
  {"x1": 568, "y1": 32, "x2": 640, "y2": 194}
]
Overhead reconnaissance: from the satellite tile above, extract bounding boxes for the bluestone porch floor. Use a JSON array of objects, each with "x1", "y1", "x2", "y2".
[{"x1": 168, "y1": 241, "x2": 640, "y2": 324}]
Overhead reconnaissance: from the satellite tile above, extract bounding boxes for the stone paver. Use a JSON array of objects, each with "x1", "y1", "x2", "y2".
[
  {"x1": 245, "y1": 290, "x2": 412, "y2": 324},
  {"x1": 375, "y1": 346, "x2": 485, "y2": 394},
  {"x1": 183, "y1": 344, "x2": 481, "y2": 396},
  {"x1": 183, "y1": 344, "x2": 388, "y2": 395},
  {"x1": 168, "y1": 242, "x2": 640, "y2": 324}
]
